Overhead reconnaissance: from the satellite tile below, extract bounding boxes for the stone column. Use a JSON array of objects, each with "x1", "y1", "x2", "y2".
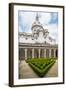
[
  {"x1": 38, "y1": 48, "x2": 40, "y2": 58},
  {"x1": 44, "y1": 49, "x2": 46, "y2": 58},
  {"x1": 25, "y1": 48, "x2": 27, "y2": 60},
  {"x1": 32, "y1": 48, "x2": 34, "y2": 58},
  {"x1": 54, "y1": 49, "x2": 56, "y2": 58},
  {"x1": 49, "y1": 49, "x2": 51, "y2": 58}
]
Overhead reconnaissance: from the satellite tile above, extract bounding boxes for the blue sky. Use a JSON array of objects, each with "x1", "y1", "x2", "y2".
[{"x1": 18, "y1": 11, "x2": 58, "y2": 42}]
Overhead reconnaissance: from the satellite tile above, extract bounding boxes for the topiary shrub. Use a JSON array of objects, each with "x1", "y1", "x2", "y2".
[{"x1": 26, "y1": 58, "x2": 56, "y2": 77}]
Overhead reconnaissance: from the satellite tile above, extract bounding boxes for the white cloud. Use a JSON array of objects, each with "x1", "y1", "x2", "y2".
[
  {"x1": 19, "y1": 12, "x2": 36, "y2": 33},
  {"x1": 46, "y1": 24, "x2": 58, "y2": 43},
  {"x1": 19, "y1": 11, "x2": 58, "y2": 44},
  {"x1": 19, "y1": 26, "x2": 22, "y2": 32},
  {"x1": 39, "y1": 13, "x2": 51, "y2": 25},
  {"x1": 52, "y1": 13, "x2": 58, "y2": 21},
  {"x1": 19, "y1": 12, "x2": 52, "y2": 32}
]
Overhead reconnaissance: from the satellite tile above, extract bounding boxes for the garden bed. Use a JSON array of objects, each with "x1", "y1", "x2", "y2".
[{"x1": 26, "y1": 58, "x2": 56, "y2": 77}]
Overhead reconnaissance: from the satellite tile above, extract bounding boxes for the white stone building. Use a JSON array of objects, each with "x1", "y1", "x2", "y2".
[{"x1": 19, "y1": 13, "x2": 58, "y2": 60}]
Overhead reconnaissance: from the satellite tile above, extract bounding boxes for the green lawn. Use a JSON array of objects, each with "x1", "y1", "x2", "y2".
[{"x1": 26, "y1": 58, "x2": 56, "y2": 77}]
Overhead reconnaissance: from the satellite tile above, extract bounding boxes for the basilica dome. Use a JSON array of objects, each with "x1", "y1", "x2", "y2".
[
  {"x1": 32, "y1": 21, "x2": 42, "y2": 27},
  {"x1": 31, "y1": 13, "x2": 43, "y2": 30}
]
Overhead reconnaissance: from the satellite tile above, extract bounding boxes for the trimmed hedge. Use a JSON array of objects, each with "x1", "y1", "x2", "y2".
[
  {"x1": 29, "y1": 61, "x2": 55, "y2": 77},
  {"x1": 26, "y1": 58, "x2": 56, "y2": 77},
  {"x1": 26, "y1": 58, "x2": 52, "y2": 63}
]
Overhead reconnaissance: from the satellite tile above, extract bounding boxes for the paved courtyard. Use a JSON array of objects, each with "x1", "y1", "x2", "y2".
[
  {"x1": 19, "y1": 60, "x2": 58, "y2": 79},
  {"x1": 19, "y1": 60, "x2": 39, "y2": 79},
  {"x1": 45, "y1": 60, "x2": 58, "y2": 77}
]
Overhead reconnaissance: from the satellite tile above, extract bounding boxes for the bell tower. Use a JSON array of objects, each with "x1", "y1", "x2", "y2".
[{"x1": 31, "y1": 13, "x2": 45, "y2": 40}]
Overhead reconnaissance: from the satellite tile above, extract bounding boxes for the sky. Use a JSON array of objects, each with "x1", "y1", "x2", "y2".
[{"x1": 18, "y1": 11, "x2": 58, "y2": 43}]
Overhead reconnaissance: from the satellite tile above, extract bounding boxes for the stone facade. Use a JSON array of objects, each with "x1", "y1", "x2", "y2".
[
  {"x1": 19, "y1": 13, "x2": 58, "y2": 60},
  {"x1": 19, "y1": 43, "x2": 58, "y2": 60}
]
